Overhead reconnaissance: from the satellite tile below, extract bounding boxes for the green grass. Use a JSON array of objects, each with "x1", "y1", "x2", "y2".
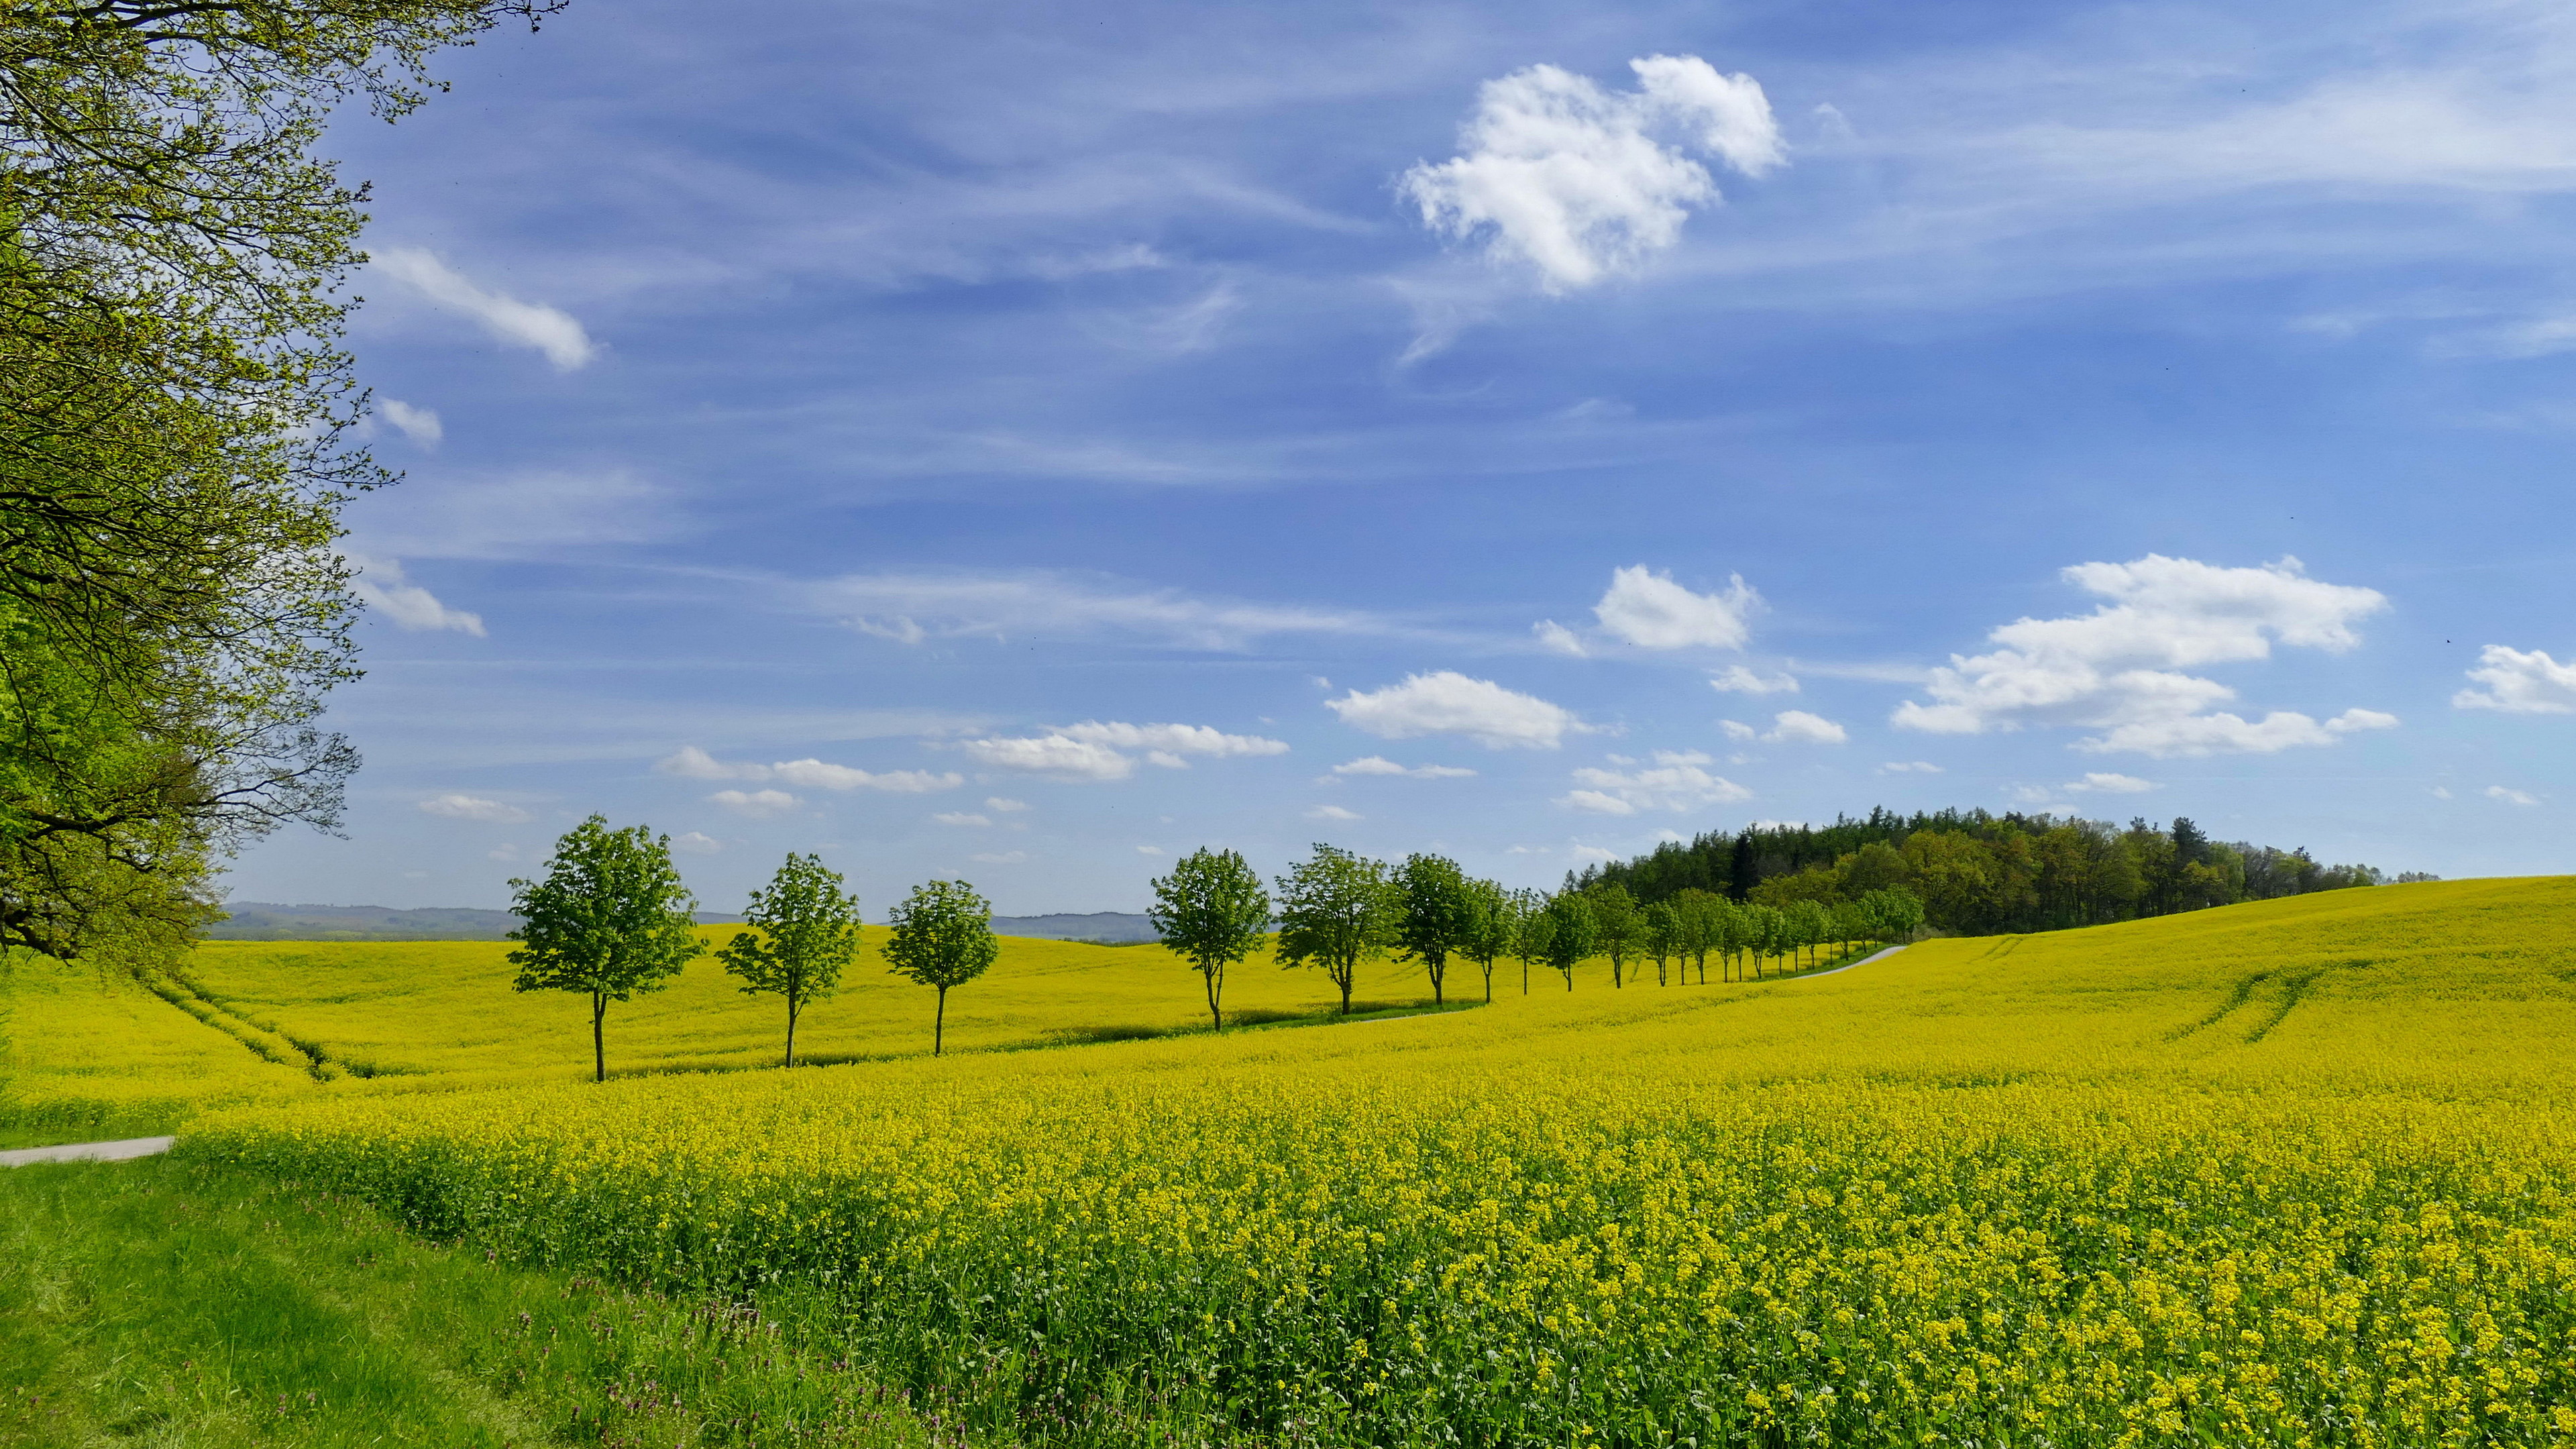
[{"x1": 0, "y1": 1156, "x2": 949, "y2": 1448}]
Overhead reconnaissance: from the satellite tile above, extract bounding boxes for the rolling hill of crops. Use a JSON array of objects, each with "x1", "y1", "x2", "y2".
[{"x1": 162, "y1": 876, "x2": 2576, "y2": 1447}]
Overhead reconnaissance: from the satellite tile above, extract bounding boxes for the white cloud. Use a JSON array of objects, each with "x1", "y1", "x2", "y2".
[
  {"x1": 812, "y1": 570, "x2": 1398, "y2": 652},
  {"x1": 1134, "y1": 845, "x2": 1163, "y2": 856},
  {"x1": 1570, "y1": 845, "x2": 1621, "y2": 863},
  {"x1": 1307, "y1": 804, "x2": 1364, "y2": 821},
  {"x1": 2432, "y1": 786, "x2": 2454, "y2": 800},
  {"x1": 417, "y1": 793, "x2": 529, "y2": 823},
  {"x1": 1506, "y1": 845, "x2": 1549, "y2": 855},
  {"x1": 378, "y1": 398, "x2": 443, "y2": 447},
  {"x1": 372, "y1": 247, "x2": 597, "y2": 370},
  {"x1": 710, "y1": 788, "x2": 800, "y2": 818},
  {"x1": 350, "y1": 555, "x2": 484, "y2": 637},
  {"x1": 1400, "y1": 56, "x2": 1783, "y2": 292},
  {"x1": 2455, "y1": 645, "x2": 2576, "y2": 714},
  {"x1": 1330, "y1": 755, "x2": 1477, "y2": 779},
  {"x1": 1560, "y1": 761, "x2": 1751, "y2": 814},
  {"x1": 1327, "y1": 672, "x2": 1588, "y2": 749},
  {"x1": 2006, "y1": 784, "x2": 2058, "y2": 805},
  {"x1": 971, "y1": 851, "x2": 1030, "y2": 865},
  {"x1": 1719, "y1": 719, "x2": 1758, "y2": 741},
  {"x1": 932, "y1": 812, "x2": 992, "y2": 827},
  {"x1": 959, "y1": 721, "x2": 1285, "y2": 782},
  {"x1": 1651, "y1": 749, "x2": 1712, "y2": 765},
  {"x1": 1892, "y1": 555, "x2": 2392, "y2": 758},
  {"x1": 1593, "y1": 566, "x2": 1760, "y2": 649},
  {"x1": 1880, "y1": 761, "x2": 1943, "y2": 774},
  {"x1": 1764, "y1": 710, "x2": 1847, "y2": 745},
  {"x1": 653, "y1": 747, "x2": 961, "y2": 793},
  {"x1": 1710, "y1": 665, "x2": 1798, "y2": 695},
  {"x1": 671, "y1": 831, "x2": 723, "y2": 855},
  {"x1": 986, "y1": 796, "x2": 1028, "y2": 812},
  {"x1": 2067, "y1": 771, "x2": 2157, "y2": 794},
  {"x1": 2486, "y1": 785, "x2": 2542, "y2": 806},
  {"x1": 1533, "y1": 619, "x2": 1588, "y2": 656}
]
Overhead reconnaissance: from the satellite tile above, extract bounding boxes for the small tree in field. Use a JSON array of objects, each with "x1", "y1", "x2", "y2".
[
  {"x1": 1540, "y1": 890, "x2": 1598, "y2": 991},
  {"x1": 884, "y1": 879, "x2": 998, "y2": 1056},
  {"x1": 1643, "y1": 901, "x2": 1680, "y2": 986},
  {"x1": 1274, "y1": 843, "x2": 1393, "y2": 1015},
  {"x1": 1148, "y1": 847, "x2": 1272, "y2": 1030},
  {"x1": 1787, "y1": 899, "x2": 1831, "y2": 970},
  {"x1": 716, "y1": 853, "x2": 861, "y2": 1068},
  {"x1": 1673, "y1": 888, "x2": 1722, "y2": 984},
  {"x1": 508, "y1": 816, "x2": 703, "y2": 1083},
  {"x1": 1588, "y1": 883, "x2": 1642, "y2": 987},
  {"x1": 1507, "y1": 887, "x2": 1548, "y2": 995},
  {"x1": 1393, "y1": 852, "x2": 1476, "y2": 1006},
  {"x1": 1458, "y1": 877, "x2": 1513, "y2": 1004}
]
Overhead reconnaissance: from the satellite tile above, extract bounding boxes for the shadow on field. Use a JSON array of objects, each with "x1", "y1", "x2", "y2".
[{"x1": 1040, "y1": 998, "x2": 1483, "y2": 1048}]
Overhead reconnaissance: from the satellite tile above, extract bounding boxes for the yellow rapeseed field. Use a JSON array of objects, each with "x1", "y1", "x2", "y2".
[{"x1": 182, "y1": 877, "x2": 2576, "y2": 1447}]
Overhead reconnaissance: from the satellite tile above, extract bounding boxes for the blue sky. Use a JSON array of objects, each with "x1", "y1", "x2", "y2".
[{"x1": 234, "y1": 0, "x2": 2576, "y2": 912}]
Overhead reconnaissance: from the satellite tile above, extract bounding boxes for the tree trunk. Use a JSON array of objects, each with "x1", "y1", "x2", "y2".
[
  {"x1": 934, "y1": 985, "x2": 947, "y2": 1055},
  {"x1": 591, "y1": 994, "x2": 606, "y2": 1083},
  {"x1": 1205, "y1": 966, "x2": 1223, "y2": 1031},
  {"x1": 1431, "y1": 959, "x2": 1443, "y2": 1005},
  {"x1": 784, "y1": 998, "x2": 799, "y2": 1069}
]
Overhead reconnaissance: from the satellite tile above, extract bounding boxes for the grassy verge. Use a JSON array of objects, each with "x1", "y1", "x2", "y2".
[{"x1": 0, "y1": 1156, "x2": 952, "y2": 1448}]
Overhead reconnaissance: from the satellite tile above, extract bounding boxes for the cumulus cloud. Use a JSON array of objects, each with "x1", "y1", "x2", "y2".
[
  {"x1": 378, "y1": 398, "x2": 443, "y2": 447},
  {"x1": 1400, "y1": 56, "x2": 1783, "y2": 292},
  {"x1": 710, "y1": 788, "x2": 800, "y2": 818},
  {"x1": 958, "y1": 721, "x2": 1286, "y2": 782},
  {"x1": 350, "y1": 555, "x2": 484, "y2": 636},
  {"x1": 1718, "y1": 720, "x2": 1758, "y2": 741},
  {"x1": 1593, "y1": 566, "x2": 1760, "y2": 649},
  {"x1": 1330, "y1": 756, "x2": 1477, "y2": 779},
  {"x1": 2066, "y1": 771, "x2": 2157, "y2": 794},
  {"x1": 1880, "y1": 761, "x2": 1943, "y2": 773},
  {"x1": 1307, "y1": 804, "x2": 1364, "y2": 821},
  {"x1": 671, "y1": 831, "x2": 723, "y2": 855},
  {"x1": 653, "y1": 747, "x2": 961, "y2": 793},
  {"x1": 1560, "y1": 758, "x2": 1751, "y2": 814},
  {"x1": 2455, "y1": 645, "x2": 2576, "y2": 714},
  {"x1": 372, "y1": 247, "x2": 597, "y2": 370},
  {"x1": 1328, "y1": 672, "x2": 1589, "y2": 750},
  {"x1": 933, "y1": 812, "x2": 992, "y2": 827},
  {"x1": 1710, "y1": 665, "x2": 1797, "y2": 694},
  {"x1": 1533, "y1": 619, "x2": 1587, "y2": 656},
  {"x1": 416, "y1": 793, "x2": 529, "y2": 823},
  {"x1": 1892, "y1": 555, "x2": 2393, "y2": 758},
  {"x1": 2486, "y1": 785, "x2": 2541, "y2": 806},
  {"x1": 1764, "y1": 710, "x2": 1847, "y2": 745},
  {"x1": 986, "y1": 796, "x2": 1028, "y2": 812}
]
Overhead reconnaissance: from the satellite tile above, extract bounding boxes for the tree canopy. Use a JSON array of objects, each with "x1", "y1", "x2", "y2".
[
  {"x1": 1148, "y1": 847, "x2": 1271, "y2": 1030},
  {"x1": 507, "y1": 816, "x2": 702, "y2": 1083},
  {"x1": 715, "y1": 853, "x2": 861, "y2": 1068}
]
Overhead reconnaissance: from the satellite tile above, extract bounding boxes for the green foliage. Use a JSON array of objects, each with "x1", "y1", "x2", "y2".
[
  {"x1": 0, "y1": 1, "x2": 560, "y2": 961},
  {"x1": 1273, "y1": 843, "x2": 1393, "y2": 1015},
  {"x1": 1538, "y1": 890, "x2": 1597, "y2": 990},
  {"x1": 716, "y1": 853, "x2": 861, "y2": 1067},
  {"x1": 506, "y1": 816, "x2": 701, "y2": 1082},
  {"x1": 1455, "y1": 877, "x2": 1513, "y2": 1003},
  {"x1": 1391, "y1": 852, "x2": 1475, "y2": 1006},
  {"x1": 1585, "y1": 881, "x2": 1642, "y2": 986},
  {"x1": 1146, "y1": 847, "x2": 1271, "y2": 1030},
  {"x1": 883, "y1": 879, "x2": 998, "y2": 1055}
]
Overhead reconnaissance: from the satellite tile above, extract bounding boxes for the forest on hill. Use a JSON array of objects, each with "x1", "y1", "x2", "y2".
[{"x1": 1568, "y1": 807, "x2": 2430, "y2": 937}]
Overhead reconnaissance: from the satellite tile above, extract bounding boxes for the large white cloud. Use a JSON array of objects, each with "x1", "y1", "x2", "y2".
[
  {"x1": 957, "y1": 721, "x2": 1287, "y2": 782},
  {"x1": 655, "y1": 746, "x2": 962, "y2": 793},
  {"x1": 710, "y1": 788, "x2": 800, "y2": 818},
  {"x1": 1892, "y1": 555, "x2": 2394, "y2": 758},
  {"x1": 1327, "y1": 672, "x2": 1588, "y2": 749},
  {"x1": 1400, "y1": 56, "x2": 1783, "y2": 292},
  {"x1": 1710, "y1": 664, "x2": 1797, "y2": 694},
  {"x1": 1764, "y1": 710, "x2": 1846, "y2": 745},
  {"x1": 373, "y1": 247, "x2": 596, "y2": 370},
  {"x1": 416, "y1": 793, "x2": 529, "y2": 823},
  {"x1": 1560, "y1": 751, "x2": 1752, "y2": 814},
  {"x1": 2455, "y1": 645, "x2": 2576, "y2": 714},
  {"x1": 1592, "y1": 566, "x2": 1760, "y2": 649}
]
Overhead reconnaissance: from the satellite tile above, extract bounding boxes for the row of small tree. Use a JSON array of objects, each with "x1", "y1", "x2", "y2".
[
  {"x1": 1149, "y1": 843, "x2": 1929, "y2": 1030},
  {"x1": 504, "y1": 816, "x2": 998, "y2": 1080}
]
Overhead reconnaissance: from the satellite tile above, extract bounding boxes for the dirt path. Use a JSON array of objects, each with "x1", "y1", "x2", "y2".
[
  {"x1": 0, "y1": 1135, "x2": 174, "y2": 1167},
  {"x1": 1780, "y1": 943, "x2": 1908, "y2": 981}
]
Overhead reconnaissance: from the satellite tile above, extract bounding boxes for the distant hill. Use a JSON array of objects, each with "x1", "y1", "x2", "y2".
[
  {"x1": 207, "y1": 903, "x2": 745, "y2": 941},
  {"x1": 209, "y1": 902, "x2": 1147, "y2": 943},
  {"x1": 989, "y1": 912, "x2": 1159, "y2": 944}
]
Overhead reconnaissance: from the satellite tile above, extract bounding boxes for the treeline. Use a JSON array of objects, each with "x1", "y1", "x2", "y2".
[{"x1": 1566, "y1": 807, "x2": 2431, "y2": 937}]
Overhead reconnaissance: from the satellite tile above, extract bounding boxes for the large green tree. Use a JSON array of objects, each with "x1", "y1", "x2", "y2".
[
  {"x1": 507, "y1": 816, "x2": 702, "y2": 1083},
  {"x1": 1147, "y1": 847, "x2": 1271, "y2": 1031},
  {"x1": 883, "y1": 879, "x2": 998, "y2": 1057},
  {"x1": 1273, "y1": 843, "x2": 1391, "y2": 1016},
  {"x1": 715, "y1": 853, "x2": 861, "y2": 1068},
  {"x1": 1538, "y1": 890, "x2": 1597, "y2": 991},
  {"x1": 1, "y1": 0, "x2": 561, "y2": 961},
  {"x1": 1456, "y1": 876, "x2": 1513, "y2": 1004},
  {"x1": 1391, "y1": 852, "x2": 1474, "y2": 1006}
]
